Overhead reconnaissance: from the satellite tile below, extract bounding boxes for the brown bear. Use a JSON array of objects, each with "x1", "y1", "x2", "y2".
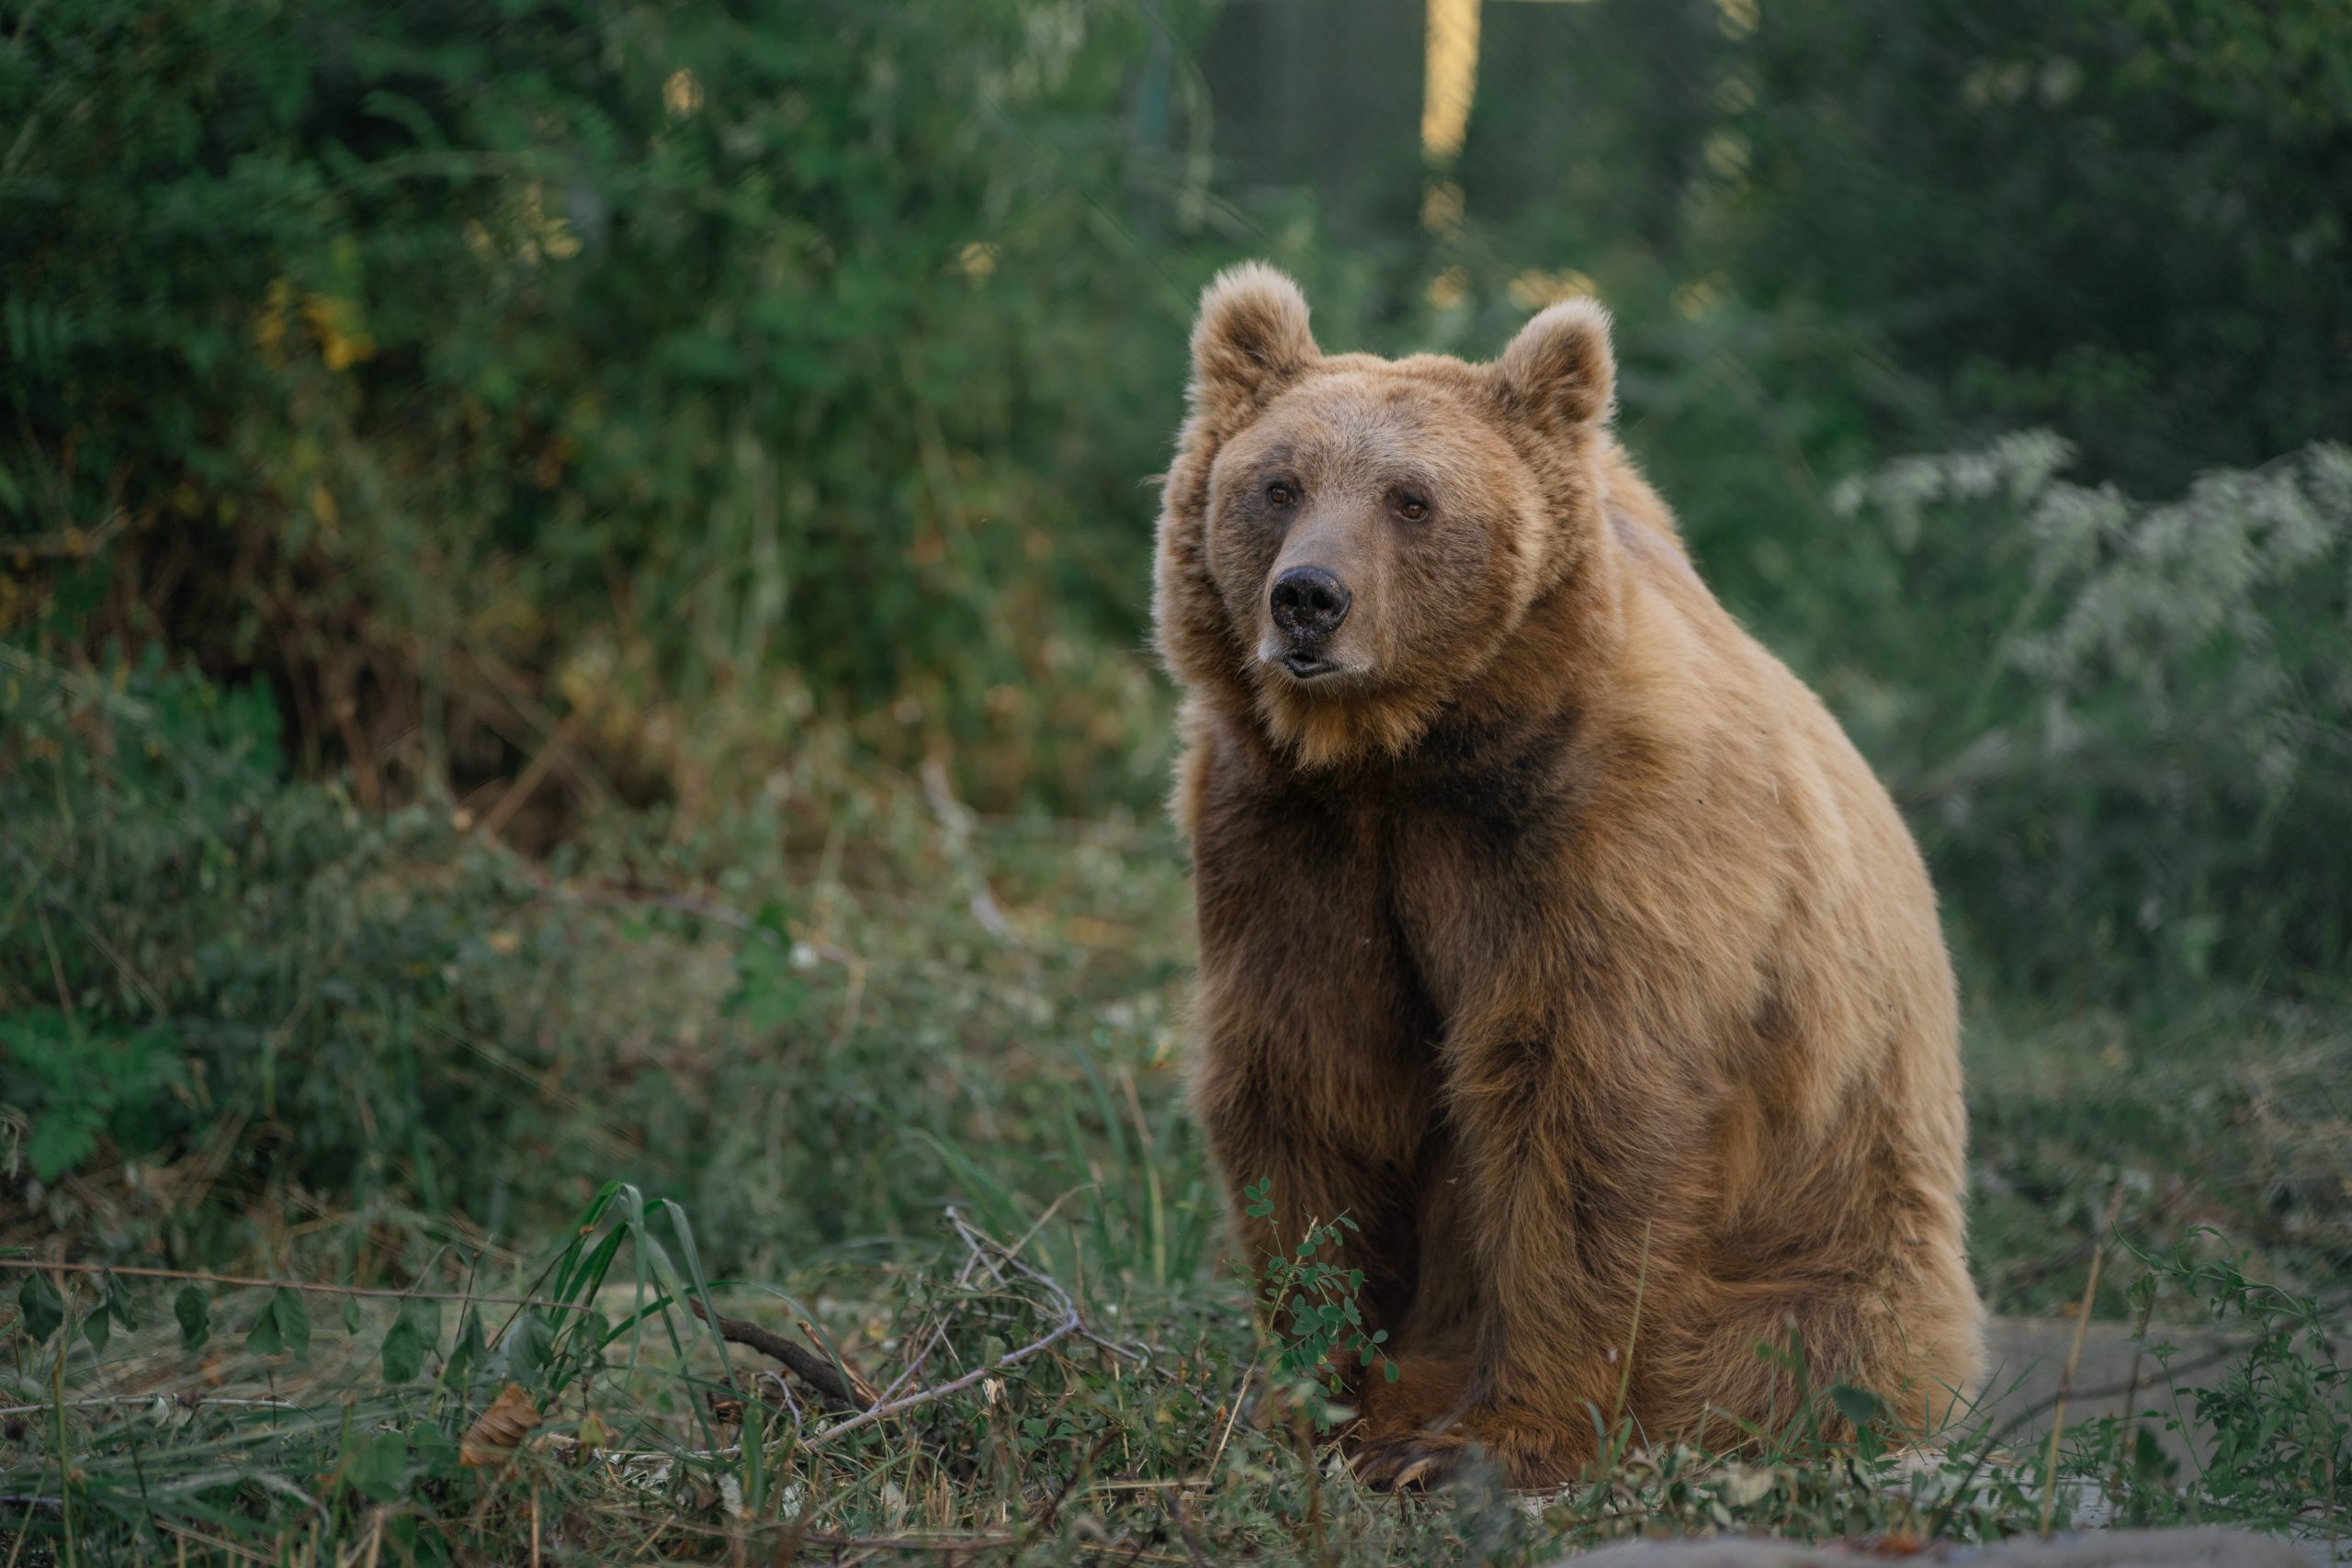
[{"x1": 1152, "y1": 264, "x2": 1984, "y2": 1490}]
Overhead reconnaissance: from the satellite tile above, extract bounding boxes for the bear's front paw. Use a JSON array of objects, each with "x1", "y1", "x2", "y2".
[
  {"x1": 1348, "y1": 1428, "x2": 1474, "y2": 1492},
  {"x1": 1350, "y1": 1408, "x2": 1591, "y2": 1493}
]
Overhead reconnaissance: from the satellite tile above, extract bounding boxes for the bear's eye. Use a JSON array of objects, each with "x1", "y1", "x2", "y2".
[
  {"x1": 1265, "y1": 480, "x2": 1298, "y2": 508},
  {"x1": 1395, "y1": 493, "x2": 1430, "y2": 523}
]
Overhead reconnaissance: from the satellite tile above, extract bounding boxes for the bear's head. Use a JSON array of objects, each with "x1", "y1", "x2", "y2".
[{"x1": 1153, "y1": 263, "x2": 1620, "y2": 769}]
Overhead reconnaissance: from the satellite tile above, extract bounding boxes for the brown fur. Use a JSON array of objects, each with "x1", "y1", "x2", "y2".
[{"x1": 1152, "y1": 264, "x2": 1984, "y2": 1489}]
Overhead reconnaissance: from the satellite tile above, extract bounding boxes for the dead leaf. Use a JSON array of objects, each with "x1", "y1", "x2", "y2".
[{"x1": 460, "y1": 1382, "x2": 541, "y2": 1469}]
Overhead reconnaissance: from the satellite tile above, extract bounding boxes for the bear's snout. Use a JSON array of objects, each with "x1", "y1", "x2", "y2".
[{"x1": 1269, "y1": 566, "x2": 1352, "y2": 663}]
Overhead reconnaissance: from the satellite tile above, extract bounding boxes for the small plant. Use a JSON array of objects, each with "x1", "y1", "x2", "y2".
[
  {"x1": 1244, "y1": 1179, "x2": 1397, "y2": 1420},
  {"x1": 0, "y1": 1010, "x2": 182, "y2": 1184},
  {"x1": 2064, "y1": 1229, "x2": 2351, "y2": 1533}
]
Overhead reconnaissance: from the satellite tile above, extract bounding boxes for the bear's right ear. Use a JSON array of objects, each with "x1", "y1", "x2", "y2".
[{"x1": 1188, "y1": 263, "x2": 1317, "y2": 430}]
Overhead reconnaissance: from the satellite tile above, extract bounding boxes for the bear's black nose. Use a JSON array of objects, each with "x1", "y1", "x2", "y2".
[{"x1": 1270, "y1": 567, "x2": 1351, "y2": 639}]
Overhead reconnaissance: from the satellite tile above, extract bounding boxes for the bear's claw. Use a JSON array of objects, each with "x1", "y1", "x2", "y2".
[{"x1": 1348, "y1": 1430, "x2": 1472, "y2": 1492}]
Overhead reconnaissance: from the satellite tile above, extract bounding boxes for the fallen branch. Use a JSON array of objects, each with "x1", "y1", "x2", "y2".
[
  {"x1": 795, "y1": 1208, "x2": 1142, "y2": 1453},
  {"x1": 685, "y1": 1300, "x2": 860, "y2": 1414},
  {"x1": 945, "y1": 1206, "x2": 1149, "y2": 1367},
  {"x1": 802, "y1": 1311, "x2": 1080, "y2": 1452},
  {"x1": 0, "y1": 1258, "x2": 593, "y2": 1315},
  {"x1": 796, "y1": 1530, "x2": 1020, "y2": 1553}
]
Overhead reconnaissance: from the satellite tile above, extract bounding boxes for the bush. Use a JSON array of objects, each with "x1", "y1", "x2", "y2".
[
  {"x1": 1725, "y1": 0, "x2": 2352, "y2": 495},
  {"x1": 1831, "y1": 437, "x2": 2352, "y2": 997},
  {"x1": 0, "y1": 645, "x2": 604, "y2": 1249},
  {"x1": 2, "y1": 0, "x2": 1205, "y2": 821},
  {"x1": 1, "y1": 642, "x2": 1204, "y2": 1276}
]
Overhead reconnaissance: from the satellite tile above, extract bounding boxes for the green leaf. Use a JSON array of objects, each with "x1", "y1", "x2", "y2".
[
  {"x1": 17, "y1": 1271, "x2": 63, "y2": 1345},
  {"x1": 83, "y1": 1303, "x2": 111, "y2": 1354},
  {"x1": 1828, "y1": 1383, "x2": 1886, "y2": 1428},
  {"x1": 442, "y1": 1307, "x2": 485, "y2": 1389},
  {"x1": 175, "y1": 1284, "x2": 210, "y2": 1351},
  {"x1": 371, "y1": 1297, "x2": 442, "y2": 1382},
  {"x1": 401, "y1": 1293, "x2": 443, "y2": 1352},
  {"x1": 26, "y1": 1116, "x2": 99, "y2": 1185},
  {"x1": 103, "y1": 1271, "x2": 135, "y2": 1329},
  {"x1": 344, "y1": 1430, "x2": 410, "y2": 1503},
  {"x1": 381, "y1": 1314, "x2": 424, "y2": 1383},
  {"x1": 246, "y1": 1288, "x2": 311, "y2": 1358},
  {"x1": 503, "y1": 1311, "x2": 555, "y2": 1389},
  {"x1": 273, "y1": 1289, "x2": 313, "y2": 1359},
  {"x1": 342, "y1": 1297, "x2": 363, "y2": 1335}
]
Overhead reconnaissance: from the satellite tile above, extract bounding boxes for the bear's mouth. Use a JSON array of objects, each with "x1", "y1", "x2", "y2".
[{"x1": 1279, "y1": 651, "x2": 1340, "y2": 681}]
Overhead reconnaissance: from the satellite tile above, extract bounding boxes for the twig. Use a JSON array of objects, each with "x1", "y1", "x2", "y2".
[
  {"x1": 0, "y1": 1395, "x2": 300, "y2": 1419},
  {"x1": 1166, "y1": 1488, "x2": 1214, "y2": 1568},
  {"x1": 944, "y1": 1207, "x2": 1148, "y2": 1365},
  {"x1": 792, "y1": 1209, "x2": 1140, "y2": 1454},
  {"x1": 1205, "y1": 1368, "x2": 1252, "y2": 1482},
  {"x1": 1614, "y1": 1218, "x2": 1654, "y2": 1423},
  {"x1": 477, "y1": 710, "x2": 584, "y2": 839},
  {"x1": 794, "y1": 1532, "x2": 1018, "y2": 1553},
  {"x1": 801, "y1": 1314, "x2": 1080, "y2": 1452},
  {"x1": 0, "y1": 1258, "x2": 596, "y2": 1314},
  {"x1": 2109, "y1": 1270, "x2": 2160, "y2": 1503},
  {"x1": 921, "y1": 753, "x2": 1017, "y2": 943},
  {"x1": 685, "y1": 1300, "x2": 858, "y2": 1414},
  {"x1": 2040, "y1": 1182, "x2": 2127, "y2": 1537},
  {"x1": 800, "y1": 1317, "x2": 880, "y2": 1404}
]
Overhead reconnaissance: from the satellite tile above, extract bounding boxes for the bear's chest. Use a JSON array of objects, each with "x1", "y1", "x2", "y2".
[
  {"x1": 1377, "y1": 795, "x2": 1576, "y2": 1023},
  {"x1": 1193, "y1": 732, "x2": 1584, "y2": 1027}
]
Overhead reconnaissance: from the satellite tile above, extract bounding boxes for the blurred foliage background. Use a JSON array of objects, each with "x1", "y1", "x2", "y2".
[{"x1": 6, "y1": 0, "x2": 2351, "y2": 1299}]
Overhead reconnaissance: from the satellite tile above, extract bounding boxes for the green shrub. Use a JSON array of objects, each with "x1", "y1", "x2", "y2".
[
  {"x1": 2, "y1": 643, "x2": 1204, "y2": 1278},
  {"x1": 0, "y1": 646, "x2": 597, "y2": 1243},
  {"x1": 1831, "y1": 437, "x2": 2352, "y2": 997},
  {"x1": 2, "y1": 0, "x2": 1207, "y2": 818},
  {"x1": 1724, "y1": 0, "x2": 2352, "y2": 496}
]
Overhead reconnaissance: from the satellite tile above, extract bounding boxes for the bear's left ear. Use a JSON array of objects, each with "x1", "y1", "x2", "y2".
[
  {"x1": 1188, "y1": 263, "x2": 1318, "y2": 431},
  {"x1": 1494, "y1": 298, "x2": 1616, "y2": 435}
]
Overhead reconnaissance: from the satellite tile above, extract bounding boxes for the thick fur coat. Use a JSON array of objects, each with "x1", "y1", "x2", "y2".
[{"x1": 1152, "y1": 264, "x2": 1984, "y2": 1489}]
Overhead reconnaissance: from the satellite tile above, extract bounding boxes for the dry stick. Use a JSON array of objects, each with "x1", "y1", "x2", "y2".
[
  {"x1": 799, "y1": 1316, "x2": 880, "y2": 1404},
  {"x1": 684, "y1": 1300, "x2": 859, "y2": 1413},
  {"x1": 2040, "y1": 1183, "x2": 2128, "y2": 1538},
  {"x1": 158, "y1": 1524, "x2": 271, "y2": 1568},
  {"x1": 944, "y1": 1207, "x2": 1148, "y2": 1365},
  {"x1": 787, "y1": 1209, "x2": 1136, "y2": 1455},
  {"x1": 2109, "y1": 1270, "x2": 2161, "y2": 1505},
  {"x1": 1204, "y1": 1368, "x2": 1253, "y2": 1483},
  {"x1": 0, "y1": 1395, "x2": 298, "y2": 1419},
  {"x1": 477, "y1": 710, "x2": 584, "y2": 840},
  {"x1": 794, "y1": 1532, "x2": 1019, "y2": 1553},
  {"x1": 1168, "y1": 1488, "x2": 1215, "y2": 1568},
  {"x1": 0, "y1": 1258, "x2": 596, "y2": 1315},
  {"x1": 1612, "y1": 1219, "x2": 1655, "y2": 1425},
  {"x1": 802, "y1": 1313, "x2": 1082, "y2": 1453}
]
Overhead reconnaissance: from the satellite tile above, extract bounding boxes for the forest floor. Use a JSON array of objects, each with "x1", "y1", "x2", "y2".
[{"x1": 6, "y1": 760, "x2": 2349, "y2": 1563}]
